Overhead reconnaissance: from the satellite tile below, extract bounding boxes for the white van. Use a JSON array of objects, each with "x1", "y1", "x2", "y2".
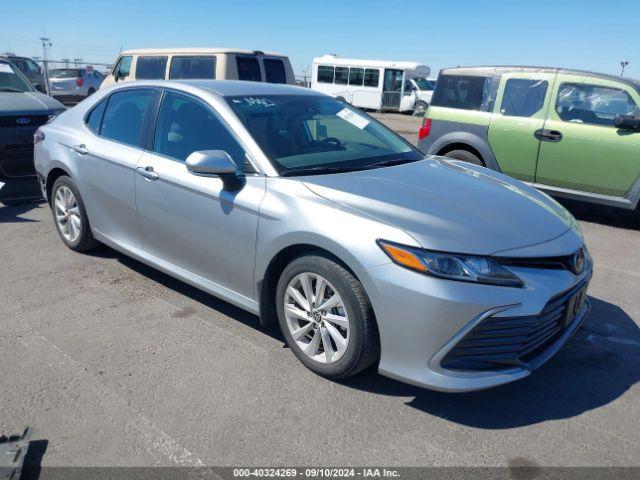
[
  {"x1": 101, "y1": 48, "x2": 295, "y2": 88},
  {"x1": 310, "y1": 54, "x2": 431, "y2": 114}
]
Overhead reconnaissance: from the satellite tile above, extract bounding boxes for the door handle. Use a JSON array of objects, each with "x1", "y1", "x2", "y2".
[
  {"x1": 534, "y1": 129, "x2": 563, "y2": 142},
  {"x1": 136, "y1": 166, "x2": 159, "y2": 181},
  {"x1": 71, "y1": 144, "x2": 89, "y2": 155}
]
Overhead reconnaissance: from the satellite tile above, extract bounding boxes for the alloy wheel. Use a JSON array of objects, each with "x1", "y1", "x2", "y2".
[
  {"x1": 283, "y1": 272, "x2": 350, "y2": 364},
  {"x1": 54, "y1": 185, "x2": 82, "y2": 243}
]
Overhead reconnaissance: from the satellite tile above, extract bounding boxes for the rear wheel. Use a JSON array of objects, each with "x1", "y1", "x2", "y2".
[
  {"x1": 51, "y1": 176, "x2": 99, "y2": 252},
  {"x1": 443, "y1": 149, "x2": 484, "y2": 166},
  {"x1": 276, "y1": 255, "x2": 379, "y2": 379}
]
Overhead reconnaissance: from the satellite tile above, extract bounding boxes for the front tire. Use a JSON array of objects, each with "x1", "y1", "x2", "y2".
[
  {"x1": 276, "y1": 254, "x2": 379, "y2": 380},
  {"x1": 51, "y1": 176, "x2": 99, "y2": 252},
  {"x1": 413, "y1": 101, "x2": 428, "y2": 116},
  {"x1": 444, "y1": 149, "x2": 484, "y2": 166}
]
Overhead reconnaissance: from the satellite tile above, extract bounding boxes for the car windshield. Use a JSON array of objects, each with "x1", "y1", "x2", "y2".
[
  {"x1": 413, "y1": 78, "x2": 436, "y2": 91},
  {"x1": 50, "y1": 69, "x2": 82, "y2": 78},
  {"x1": 0, "y1": 62, "x2": 33, "y2": 92},
  {"x1": 227, "y1": 95, "x2": 422, "y2": 175}
]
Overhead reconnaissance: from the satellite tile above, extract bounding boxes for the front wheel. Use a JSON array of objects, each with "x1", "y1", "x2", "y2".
[
  {"x1": 413, "y1": 101, "x2": 428, "y2": 116},
  {"x1": 276, "y1": 255, "x2": 379, "y2": 379},
  {"x1": 51, "y1": 176, "x2": 99, "y2": 252}
]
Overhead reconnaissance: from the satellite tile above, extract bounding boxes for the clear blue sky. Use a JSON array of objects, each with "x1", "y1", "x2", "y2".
[{"x1": 2, "y1": 0, "x2": 639, "y2": 78}]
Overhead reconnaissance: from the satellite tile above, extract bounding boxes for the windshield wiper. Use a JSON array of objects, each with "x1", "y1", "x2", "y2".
[
  {"x1": 280, "y1": 165, "x2": 366, "y2": 177},
  {"x1": 363, "y1": 158, "x2": 417, "y2": 169},
  {"x1": 0, "y1": 88, "x2": 24, "y2": 93}
]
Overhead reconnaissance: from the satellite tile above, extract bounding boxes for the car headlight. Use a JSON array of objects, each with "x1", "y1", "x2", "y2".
[{"x1": 377, "y1": 239, "x2": 524, "y2": 287}]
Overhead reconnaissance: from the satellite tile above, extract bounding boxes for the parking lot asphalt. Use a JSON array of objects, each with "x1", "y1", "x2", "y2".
[{"x1": 1, "y1": 113, "x2": 639, "y2": 467}]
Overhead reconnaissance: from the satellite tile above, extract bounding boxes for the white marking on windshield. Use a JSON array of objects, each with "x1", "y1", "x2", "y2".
[{"x1": 336, "y1": 108, "x2": 369, "y2": 129}]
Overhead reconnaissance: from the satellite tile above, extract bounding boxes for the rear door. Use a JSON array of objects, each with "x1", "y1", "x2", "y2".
[
  {"x1": 535, "y1": 74, "x2": 640, "y2": 196},
  {"x1": 76, "y1": 88, "x2": 155, "y2": 249},
  {"x1": 488, "y1": 71, "x2": 557, "y2": 182}
]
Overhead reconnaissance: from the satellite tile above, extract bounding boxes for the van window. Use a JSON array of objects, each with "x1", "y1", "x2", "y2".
[
  {"x1": 349, "y1": 68, "x2": 364, "y2": 86},
  {"x1": 153, "y1": 91, "x2": 245, "y2": 165},
  {"x1": 236, "y1": 56, "x2": 262, "y2": 82},
  {"x1": 100, "y1": 89, "x2": 153, "y2": 146},
  {"x1": 135, "y1": 56, "x2": 167, "y2": 80},
  {"x1": 364, "y1": 69, "x2": 379, "y2": 87},
  {"x1": 169, "y1": 56, "x2": 216, "y2": 79},
  {"x1": 114, "y1": 56, "x2": 132, "y2": 78},
  {"x1": 556, "y1": 83, "x2": 640, "y2": 127},
  {"x1": 85, "y1": 98, "x2": 107, "y2": 134},
  {"x1": 335, "y1": 67, "x2": 348, "y2": 85},
  {"x1": 500, "y1": 79, "x2": 548, "y2": 117},
  {"x1": 317, "y1": 66, "x2": 334, "y2": 83},
  {"x1": 264, "y1": 58, "x2": 287, "y2": 84},
  {"x1": 431, "y1": 74, "x2": 488, "y2": 111}
]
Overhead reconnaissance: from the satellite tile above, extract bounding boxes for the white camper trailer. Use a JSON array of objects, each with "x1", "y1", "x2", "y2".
[{"x1": 311, "y1": 54, "x2": 431, "y2": 113}]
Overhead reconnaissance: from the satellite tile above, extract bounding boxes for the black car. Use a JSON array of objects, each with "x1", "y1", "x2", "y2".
[{"x1": 0, "y1": 59, "x2": 65, "y2": 204}]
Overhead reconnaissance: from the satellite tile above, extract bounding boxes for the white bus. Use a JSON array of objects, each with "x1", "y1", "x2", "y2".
[{"x1": 310, "y1": 54, "x2": 431, "y2": 114}]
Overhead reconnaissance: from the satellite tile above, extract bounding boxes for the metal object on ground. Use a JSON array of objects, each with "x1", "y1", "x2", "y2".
[{"x1": 0, "y1": 427, "x2": 31, "y2": 480}]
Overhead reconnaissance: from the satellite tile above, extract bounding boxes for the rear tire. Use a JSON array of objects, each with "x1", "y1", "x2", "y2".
[
  {"x1": 443, "y1": 149, "x2": 484, "y2": 166},
  {"x1": 276, "y1": 254, "x2": 379, "y2": 380},
  {"x1": 51, "y1": 176, "x2": 99, "y2": 252}
]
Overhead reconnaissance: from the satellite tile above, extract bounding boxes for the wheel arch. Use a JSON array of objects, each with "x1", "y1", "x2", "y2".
[
  {"x1": 427, "y1": 129, "x2": 501, "y2": 171},
  {"x1": 257, "y1": 243, "x2": 366, "y2": 326},
  {"x1": 45, "y1": 166, "x2": 72, "y2": 204},
  {"x1": 436, "y1": 142, "x2": 485, "y2": 164}
]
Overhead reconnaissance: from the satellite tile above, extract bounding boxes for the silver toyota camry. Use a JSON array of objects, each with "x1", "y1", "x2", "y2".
[{"x1": 34, "y1": 80, "x2": 592, "y2": 392}]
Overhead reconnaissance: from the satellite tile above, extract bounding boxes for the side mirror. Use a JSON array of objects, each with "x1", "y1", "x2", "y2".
[
  {"x1": 113, "y1": 70, "x2": 121, "y2": 82},
  {"x1": 614, "y1": 115, "x2": 640, "y2": 132},
  {"x1": 186, "y1": 150, "x2": 242, "y2": 189}
]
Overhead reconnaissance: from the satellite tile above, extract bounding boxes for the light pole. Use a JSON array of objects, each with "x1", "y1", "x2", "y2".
[
  {"x1": 39, "y1": 37, "x2": 52, "y2": 95},
  {"x1": 620, "y1": 61, "x2": 629, "y2": 77}
]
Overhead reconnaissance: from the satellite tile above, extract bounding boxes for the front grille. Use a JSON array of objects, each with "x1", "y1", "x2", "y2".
[
  {"x1": 0, "y1": 144, "x2": 36, "y2": 178},
  {"x1": 441, "y1": 279, "x2": 589, "y2": 371},
  {"x1": 0, "y1": 115, "x2": 49, "y2": 128}
]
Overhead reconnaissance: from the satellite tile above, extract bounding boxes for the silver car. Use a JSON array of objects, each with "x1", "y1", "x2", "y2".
[
  {"x1": 48, "y1": 68, "x2": 104, "y2": 104},
  {"x1": 34, "y1": 80, "x2": 592, "y2": 392}
]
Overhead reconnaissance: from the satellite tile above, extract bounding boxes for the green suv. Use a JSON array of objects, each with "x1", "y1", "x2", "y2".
[{"x1": 418, "y1": 66, "x2": 640, "y2": 210}]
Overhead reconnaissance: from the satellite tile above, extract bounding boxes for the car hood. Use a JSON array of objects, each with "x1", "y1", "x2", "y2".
[
  {"x1": 301, "y1": 158, "x2": 574, "y2": 256},
  {"x1": 0, "y1": 91, "x2": 64, "y2": 114}
]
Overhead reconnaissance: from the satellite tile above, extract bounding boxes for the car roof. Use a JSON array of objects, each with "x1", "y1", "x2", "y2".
[
  {"x1": 119, "y1": 79, "x2": 321, "y2": 97},
  {"x1": 440, "y1": 65, "x2": 640, "y2": 90},
  {"x1": 120, "y1": 47, "x2": 287, "y2": 57}
]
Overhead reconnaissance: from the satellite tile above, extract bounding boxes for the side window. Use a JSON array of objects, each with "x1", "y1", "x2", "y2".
[
  {"x1": 85, "y1": 98, "x2": 107, "y2": 134},
  {"x1": 364, "y1": 69, "x2": 379, "y2": 87},
  {"x1": 403, "y1": 80, "x2": 415, "y2": 94},
  {"x1": 500, "y1": 78, "x2": 548, "y2": 117},
  {"x1": 349, "y1": 68, "x2": 364, "y2": 86},
  {"x1": 169, "y1": 56, "x2": 216, "y2": 80},
  {"x1": 556, "y1": 83, "x2": 640, "y2": 126},
  {"x1": 114, "y1": 56, "x2": 132, "y2": 78},
  {"x1": 153, "y1": 91, "x2": 245, "y2": 167},
  {"x1": 334, "y1": 67, "x2": 349, "y2": 85},
  {"x1": 236, "y1": 56, "x2": 262, "y2": 82},
  {"x1": 431, "y1": 74, "x2": 488, "y2": 110},
  {"x1": 263, "y1": 58, "x2": 287, "y2": 84},
  {"x1": 317, "y1": 65, "x2": 334, "y2": 83},
  {"x1": 135, "y1": 56, "x2": 168, "y2": 80},
  {"x1": 100, "y1": 89, "x2": 153, "y2": 146}
]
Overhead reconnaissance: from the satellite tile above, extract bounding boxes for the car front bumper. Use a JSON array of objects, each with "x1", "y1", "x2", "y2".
[{"x1": 362, "y1": 249, "x2": 592, "y2": 392}]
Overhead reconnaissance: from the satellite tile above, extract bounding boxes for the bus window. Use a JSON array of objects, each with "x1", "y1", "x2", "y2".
[
  {"x1": 364, "y1": 69, "x2": 379, "y2": 87},
  {"x1": 317, "y1": 65, "x2": 334, "y2": 83},
  {"x1": 335, "y1": 67, "x2": 348, "y2": 85},
  {"x1": 349, "y1": 68, "x2": 364, "y2": 86}
]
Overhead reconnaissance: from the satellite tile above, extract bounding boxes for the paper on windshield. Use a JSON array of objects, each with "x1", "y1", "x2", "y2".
[
  {"x1": 0, "y1": 64, "x2": 14, "y2": 73},
  {"x1": 336, "y1": 108, "x2": 369, "y2": 129}
]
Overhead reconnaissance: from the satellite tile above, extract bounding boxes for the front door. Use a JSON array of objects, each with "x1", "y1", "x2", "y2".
[
  {"x1": 535, "y1": 75, "x2": 640, "y2": 197},
  {"x1": 488, "y1": 71, "x2": 557, "y2": 182},
  {"x1": 134, "y1": 90, "x2": 265, "y2": 302},
  {"x1": 382, "y1": 69, "x2": 403, "y2": 110}
]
